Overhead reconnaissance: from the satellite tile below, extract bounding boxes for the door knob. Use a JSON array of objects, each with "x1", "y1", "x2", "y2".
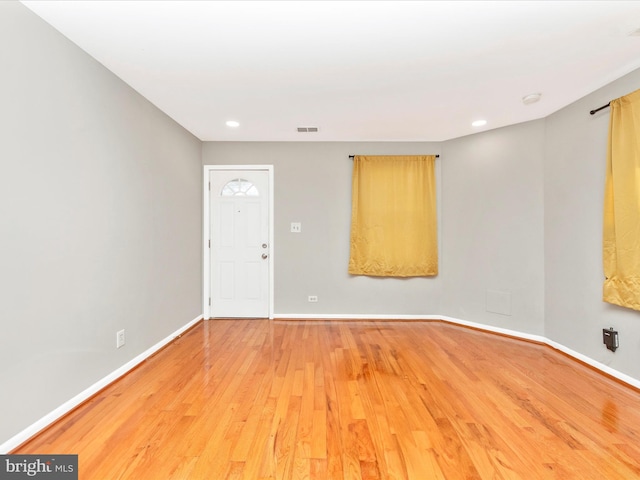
[{"x1": 262, "y1": 253, "x2": 268, "y2": 259}]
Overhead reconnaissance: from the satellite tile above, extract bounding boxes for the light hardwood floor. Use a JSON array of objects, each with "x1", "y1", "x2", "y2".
[{"x1": 15, "y1": 319, "x2": 640, "y2": 479}]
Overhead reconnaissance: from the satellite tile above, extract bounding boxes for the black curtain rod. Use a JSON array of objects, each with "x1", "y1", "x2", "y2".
[
  {"x1": 590, "y1": 102, "x2": 611, "y2": 115},
  {"x1": 349, "y1": 154, "x2": 439, "y2": 159}
]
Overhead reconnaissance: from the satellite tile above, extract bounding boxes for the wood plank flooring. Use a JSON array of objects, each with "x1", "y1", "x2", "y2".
[{"x1": 15, "y1": 319, "x2": 640, "y2": 479}]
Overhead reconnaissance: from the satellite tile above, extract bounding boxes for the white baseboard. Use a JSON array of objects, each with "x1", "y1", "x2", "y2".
[
  {"x1": 542, "y1": 337, "x2": 640, "y2": 389},
  {"x1": 437, "y1": 315, "x2": 547, "y2": 343},
  {"x1": 274, "y1": 313, "x2": 443, "y2": 320},
  {"x1": 275, "y1": 313, "x2": 640, "y2": 390},
  {"x1": 0, "y1": 314, "x2": 203, "y2": 454}
]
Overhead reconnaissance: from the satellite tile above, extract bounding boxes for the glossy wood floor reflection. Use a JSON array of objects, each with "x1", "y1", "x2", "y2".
[{"x1": 16, "y1": 320, "x2": 640, "y2": 479}]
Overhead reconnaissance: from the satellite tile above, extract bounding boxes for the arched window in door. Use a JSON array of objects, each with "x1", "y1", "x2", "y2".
[{"x1": 220, "y1": 178, "x2": 259, "y2": 197}]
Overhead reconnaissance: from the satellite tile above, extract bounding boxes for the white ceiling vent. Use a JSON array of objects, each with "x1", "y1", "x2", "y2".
[{"x1": 297, "y1": 126, "x2": 319, "y2": 133}]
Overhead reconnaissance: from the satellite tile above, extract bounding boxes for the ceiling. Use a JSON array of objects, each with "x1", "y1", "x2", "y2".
[{"x1": 20, "y1": 1, "x2": 640, "y2": 142}]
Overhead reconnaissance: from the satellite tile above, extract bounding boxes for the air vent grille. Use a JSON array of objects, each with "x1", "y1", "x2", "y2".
[{"x1": 297, "y1": 126, "x2": 319, "y2": 133}]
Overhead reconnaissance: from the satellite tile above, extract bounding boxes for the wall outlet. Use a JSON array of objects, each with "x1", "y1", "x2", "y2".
[
  {"x1": 603, "y1": 327, "x2": 618, "y2": 352},
  {"x1": 116, "y1": 329, "x2": 125, "y2": 349},
  {"x1": 291, "y1": 222, "x2": 302, "y2": 233},
  {"x1": 308, "y1": 295, "x2": 318, "y2": 303}
]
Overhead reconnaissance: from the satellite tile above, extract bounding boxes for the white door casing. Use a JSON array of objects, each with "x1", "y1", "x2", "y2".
[{"x1": 204, "y1": 166, "x2": 274, "y2": 319}]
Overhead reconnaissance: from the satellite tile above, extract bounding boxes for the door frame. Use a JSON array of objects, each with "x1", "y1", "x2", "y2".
[{"x1": 203, "y1": 165, "x2": 274, "y2": 319}]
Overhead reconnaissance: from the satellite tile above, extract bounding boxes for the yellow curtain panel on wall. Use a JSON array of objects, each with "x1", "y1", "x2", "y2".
[
  {"x1": 603, "y1": 88, "x2": 640, "y2": 310},
  {"x1": 349, "y1": 155, "x2": 438, "y2": 277}
]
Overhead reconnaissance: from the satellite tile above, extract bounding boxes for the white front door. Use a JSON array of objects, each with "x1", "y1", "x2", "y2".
[{"x1": 209, "y1": 169, "x2": 270, "y2": 318}]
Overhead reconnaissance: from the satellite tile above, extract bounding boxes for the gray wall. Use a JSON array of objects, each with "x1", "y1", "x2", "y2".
[
  {"x1": 545, "y1": 68, "x2": 640, "y2": 381},
  {"x1": 0, "y1": 2, "x2": 202, "y2": 445},
  {"x1": 441, "y1": 120, "x2": 546, "y2": 335},
  {"x1": 202, "y1": 142, "x2": 443, "y2": 315}
]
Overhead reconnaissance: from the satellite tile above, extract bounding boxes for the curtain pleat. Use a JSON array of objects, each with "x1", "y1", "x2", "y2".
[
  {"x1": 349, "y1": 155, "x2": 438, "y2": 277},
  {"x1": 603, "y1": 88, "x2": 640, "y2": 310}
]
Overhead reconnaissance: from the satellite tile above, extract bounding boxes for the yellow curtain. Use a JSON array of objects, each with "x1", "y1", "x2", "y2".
[
  {"x1": 603, "y1": 88, "x2": 640, "y2": 310},
  {"x1": 349, "y1": 155, "x2": 438, "y2": 277}
]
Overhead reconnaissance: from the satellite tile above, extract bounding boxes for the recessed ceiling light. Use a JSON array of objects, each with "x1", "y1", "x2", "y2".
[
  {"x1": 522, "y1": 93, "x2": 542, "y2": 105},
  {"x1": 225, "y1": 120, "x2": 240, "y2": 127},
  {"x1": 471, "y1": 119, "x2": 487, "y2": 127}
]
